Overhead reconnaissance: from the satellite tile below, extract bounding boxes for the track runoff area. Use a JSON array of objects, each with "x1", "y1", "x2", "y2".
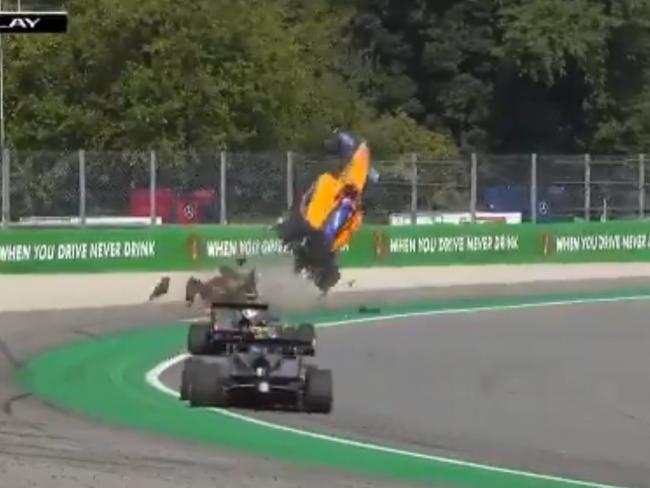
[{"x1": 17, "y1": 289, "x2": 650, "y2": 488}]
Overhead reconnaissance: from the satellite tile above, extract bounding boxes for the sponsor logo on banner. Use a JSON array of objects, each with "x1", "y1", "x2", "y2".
[
  {"x1": 384, "y1": 234, "x2": 519, "y2": 254},
  {"x1": 373, "y1": 231, "x2": 389, "y2": 260},
  {"x1": 186, "y1": 234, "x2": 202, "y2": 262},
  {"x1": 547, "y1": 232, "x2": 650, "y2": 254},
  {"x1": 542, "y1": 232, "x2": 555, "y2": 257},
  {"x1": 0, "y1": 240, "x2": 156, "y2": 264},
  {"x1": 184, "y1": 204, "x2": 196, "y2": 221},
  {"x1": 202, "y1": 238, "x2": 291, "y2": 258}
]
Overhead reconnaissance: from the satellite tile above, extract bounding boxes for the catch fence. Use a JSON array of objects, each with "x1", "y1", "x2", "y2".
[{"x1": 0, "y1": 150, "x2": 646, "y2": 227}]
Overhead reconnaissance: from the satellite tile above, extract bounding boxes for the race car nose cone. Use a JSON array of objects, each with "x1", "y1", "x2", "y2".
[
  {"x1": 258, "y1": 381, "x2": 270, "y2": 393},
  {"x1": 256, "y1": 367, "x2": 265, "y2": 377}
]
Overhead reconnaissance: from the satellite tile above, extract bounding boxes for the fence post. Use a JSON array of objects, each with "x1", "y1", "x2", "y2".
[
  {"x1": 1, "y1": 148, "x2": 8, "y2": 228},
  {"x1": 584, "y1": 153, "x2": 591, "y2": 221},
  {"x1": 286, "y1": 150, "x2": 294, "y2": 210},
  {"x1": 410, "y1": 153, "x2": 418, "y2": 224},
  {"x1": 149, "y1": 150, "x2": 157, "y2": 225},
  {"x1": 584, "y1": 154, "x2": 591, "y2": 222},
  {"x1": 530, "y1": 153, "x2": 538, "y2": 223},
  {"x1": 219, "y1": 151, "x2": 227, "y2": 224},
  {"x1": 470, "y1": 153, "x2": 477, "y2": 223},
  {"x1": 639, "y1": 154, "x2": 645, "y2": 219},
  {"x1": 78, "y1": 149, "x2": 86, "y2": 227}
]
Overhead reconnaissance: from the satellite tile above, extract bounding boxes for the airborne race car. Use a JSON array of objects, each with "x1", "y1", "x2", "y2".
[
  {"x1": 181, "y1": 302, "x2": 331, "y2": 413},
  {"x1": 275, "y1": 141, "x2": 371, "y2": 294}
]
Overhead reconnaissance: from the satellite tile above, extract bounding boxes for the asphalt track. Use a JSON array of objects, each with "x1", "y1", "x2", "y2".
[
  {"x1": 159, "y1": 299, "x2": 650, "y2": 488},
  {"x1": 4, "y1": 277, "x2": 650, "y2": 487}
]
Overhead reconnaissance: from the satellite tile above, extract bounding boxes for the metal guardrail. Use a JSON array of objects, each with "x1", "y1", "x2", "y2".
[{"x1": 0, "y1": 150, "x2": 647, "y2": 227}]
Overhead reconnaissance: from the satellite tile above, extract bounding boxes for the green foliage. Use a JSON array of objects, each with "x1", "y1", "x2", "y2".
[
  {"x1": 350, "y1": 0, "x2": 650, "y2": 153},
  {"x1": 349, "y1": 0, "x2": 499, "y2": 151},
  {"x1": 5, "y1": 0, "x2": 365, "y2": 152},
  {"x1": 496, "y1": 0, "x2": 614, "y2": 87},
  {"x1": 5, "y1": 0, "x2": 650, "y2": 157},
  {"x1": 8, "y1": 0, "x2": 650, "y2": 222},
  {"x1": 360, "y1": 111, "x2": 457, "y2": 158}
]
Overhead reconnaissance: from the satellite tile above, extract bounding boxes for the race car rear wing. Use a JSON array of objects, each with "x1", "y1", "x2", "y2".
[
  {"x1": 221, "y1": 336, "x2": 312, "y2": 347},
  {"x1": 210, "y1": 301, "x2": 269, "y2": 311},
  {"x1": 212, "y1": 332, "x2": 315, "y2": 355}
]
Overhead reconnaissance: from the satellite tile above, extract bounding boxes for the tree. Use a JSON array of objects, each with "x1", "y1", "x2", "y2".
[
  {"x1": 360, "y1": 110, "x2": 457, "y2": 157},
  {"x1": 350, "y1": 0, "x2": 500, "y2": 152},
  {"x1": 351, "y1": 0, "x2": 650, "y2": 153},
  {"x1": 3, "y1": 0, "x2": 455, "y2": 217},
  {"x1": 4, "y1": 0, "x2": 364, "y2": 151},
  {"x1": 493, "y1": 0, "x2": 650, "y2": 152}
]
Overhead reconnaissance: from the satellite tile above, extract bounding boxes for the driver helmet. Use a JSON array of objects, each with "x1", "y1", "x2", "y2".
[
  {"x1": 242, "y1": 308, "x2": 259, "y2": 320},
  {"x1": 328, "y1": 127, "x2": 357, "y2": 160}
]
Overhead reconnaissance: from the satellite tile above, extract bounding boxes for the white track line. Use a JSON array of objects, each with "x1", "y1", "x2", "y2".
[
  {"x1": 181, "y1": 292, "x2": 650, "y2": 327},
  {"x1": 147, "y1": 295, "x2": 650, "y2": 488}
]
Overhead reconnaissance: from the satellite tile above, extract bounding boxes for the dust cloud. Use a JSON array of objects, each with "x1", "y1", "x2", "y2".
[{"x1": 250, "y1": 259, "x2": 323, "y2": 314}]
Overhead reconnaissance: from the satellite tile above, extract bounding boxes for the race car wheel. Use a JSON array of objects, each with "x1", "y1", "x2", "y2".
[
  {"x1": 180, "y1": 357, "x2": 203, "y2": 400},
  {"x1": 277, "y1": 326, "x2": 295, "y2": 341},
  {"x1": 188, "y1": 361, "x2": 228, "y2": 407},
  {"x1": 304, "y1": 368, "x2": 332, "y2": 413},
  {"x1": 292, "y1": 247, "x2": 309, "y2": 274},
  {"x1": 297, "y1": 323, "x2": 316, "y2": 344},
  {"x1": 276, "y1": 209, "x2": 310, "y2": 244},
  {"x1": 313, "y1": 265, "x2": 340, "y2": 294},
  {"x1": 180, "y1": 358, "x2": 198, "y2": 401},
  {"x1": 187, "y1": 322, "x2": 211, "y2": 355}
]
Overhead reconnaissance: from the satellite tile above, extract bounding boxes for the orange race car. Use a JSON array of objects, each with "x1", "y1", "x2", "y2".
[{"x1": 275, "y1": 131, "x2": 378, "y2": 294}]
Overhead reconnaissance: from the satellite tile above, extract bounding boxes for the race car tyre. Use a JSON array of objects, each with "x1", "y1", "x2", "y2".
[
  {"x1": 188, "y1": 361, "x2": 228, "y2": 407},
  {"x1": 304, "y1": 368, "x2": 332, "y2": 413},
  {"x1": 278, "y1": 326, "x2": 297, "y2": 341},
  {"x1": 292, "y1": 246, "x2": 309, "y2": 274},
  {"x1": 297, "y1": 323, "x2": 316, "y2": 344},
  {"x1": 313, "y1": 264, "x2": 340, "y2": 294},
  {"x1": 180, "y1": 358, "x2": 198, "y2": 401},
  {"x1": 276, "y1": 208, "x2": 310, "y2": 245},
  {"x1": 180, "y1": 371, "x2": 189, "y2": 400},
  {"x1": 307, "y1": 232, "x2": 332, "y2": 264},
  {"x1": 187, "y1": 322, "x2": 211, "y2": 355},
  {"x1": 297, "y1": 323, "x2": 316, "y2": 355}
]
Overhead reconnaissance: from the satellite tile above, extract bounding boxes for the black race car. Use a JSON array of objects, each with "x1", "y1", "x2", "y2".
[
  {"x1": 186, "y1": 301, "x2": 316, "y2": 356},
  {"x1": 180, "y1": 331, "x2": 332, "y2": 413}
]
